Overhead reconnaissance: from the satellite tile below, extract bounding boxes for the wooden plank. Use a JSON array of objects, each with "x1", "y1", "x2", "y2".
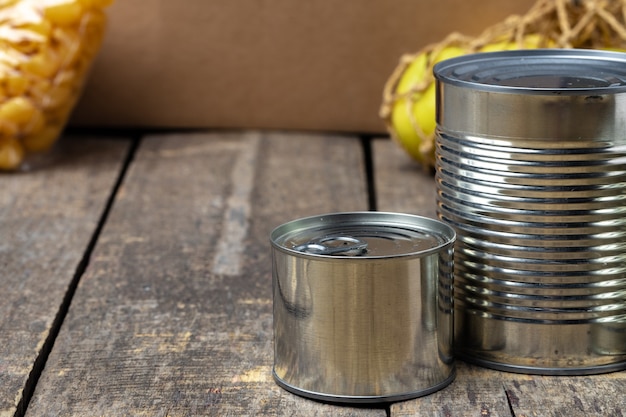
[
  {"x1": 391, "y1": 362, "x2": 512, "y2": 417},
  {"x1": 373, "y1": 137, "x2": 626, "y2": 417},
  {"x1": 26, "y1": 132, "x2": 385, "y2": 416},
  {"x1": 0, "y1": 135, "x2": 131, "y2": 417},
  {"x1": 373, "y1": 137, "x2": 437, "y2": 219},
  {"x1": 501, "y1": 374, "x2": 626, "y2": 417}
]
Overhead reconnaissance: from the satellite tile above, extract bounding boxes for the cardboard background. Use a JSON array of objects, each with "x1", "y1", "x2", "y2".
[{"x1": 69, "y1": 0, "x2": 537, "y2": 134}]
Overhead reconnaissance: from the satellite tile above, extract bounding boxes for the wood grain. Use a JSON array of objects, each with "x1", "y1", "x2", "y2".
[
  {"x1": 26, "y1": 132, "x2": 384, "y2": 416},
  {"x1": 0, "y1": 136, "x2": 131, "y2": 417},
  {"x1": 373, "y1": 137, "x2": 626, "y2": 417},
  {"x1": 373, "y1": 138, "x2": 437, "y2": 219},
  {"x1": 501, "y1": 373, "x2": 626, "y2": 417},
  {"x1": 392, "y1": 362, "x2": 513, "y2": 417}
]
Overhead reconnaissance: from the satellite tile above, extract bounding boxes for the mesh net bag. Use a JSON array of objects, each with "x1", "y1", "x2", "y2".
[
  {"x1": 0, "y1": 0, "x2": 114, "y2": 171},
  {"x1": 380, "y1": 0, "x2": 626, "y2": 169}
]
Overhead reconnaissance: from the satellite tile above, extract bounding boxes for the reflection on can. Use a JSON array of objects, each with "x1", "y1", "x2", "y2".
[{"x1": 434, "y1": 49, "x2": 626, "y2": 375}]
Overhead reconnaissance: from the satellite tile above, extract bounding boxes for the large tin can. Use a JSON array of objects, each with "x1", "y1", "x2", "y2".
[
  {"x1": 270, "y1": 212, "x2": 456, "y2": 402},
  {"x1": 434, "y1": 49, "x2": 626, "y2": 374}
]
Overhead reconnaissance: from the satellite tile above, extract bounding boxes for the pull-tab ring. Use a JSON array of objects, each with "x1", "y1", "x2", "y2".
[{"x1": 293, "y1": 236, "x2": 368, "y2": 256}]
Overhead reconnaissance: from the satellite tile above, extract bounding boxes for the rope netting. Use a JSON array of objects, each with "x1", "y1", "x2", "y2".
[{"x1": 380, "y1": 0, "x2": 626, "y2": 167}]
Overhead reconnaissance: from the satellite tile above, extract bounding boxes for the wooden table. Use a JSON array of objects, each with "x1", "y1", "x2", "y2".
[{"x1": 2, "y1": 131, "x2": 624, "y2": 417}]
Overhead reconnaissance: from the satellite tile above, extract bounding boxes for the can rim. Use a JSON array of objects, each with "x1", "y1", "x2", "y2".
[
  {"x1": 273, "y1": 368, "x2": 456, "y2": 403},
  {"x1": 434, "y1": 48, "x2": 626, "y2": 95},
  {"x1": 270, "y1": 211, "x2": 456, "y2": 260}
]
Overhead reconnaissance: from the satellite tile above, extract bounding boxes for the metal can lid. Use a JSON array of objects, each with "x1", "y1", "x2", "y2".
[
  {"x1": 434, "y1": 49, "x2": 626, "y2": 95},
  {"x1": 270, "y1": 212, "x2": 455, "y2": 258}
]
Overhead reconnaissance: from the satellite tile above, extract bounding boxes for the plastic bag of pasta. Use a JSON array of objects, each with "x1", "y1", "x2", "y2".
[{"x1": 0, "y1": 0, "x2": 113, "y2": 171}]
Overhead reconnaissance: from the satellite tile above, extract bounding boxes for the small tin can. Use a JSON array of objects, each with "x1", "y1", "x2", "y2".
[
  {"x1": 434, "y1": 49, "x2": 626, "y2": 374},
  {"x1": 270, "y1": 212, "x2": 456, "y2": 403}
]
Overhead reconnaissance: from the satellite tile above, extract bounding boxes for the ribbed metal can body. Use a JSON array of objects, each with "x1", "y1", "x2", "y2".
[
  {"x1": 434, "y1": 49, "x2": 626, "y2": 374},
  {"x1": 270, "y1": 212, "x2": 456, "y2": 402}
]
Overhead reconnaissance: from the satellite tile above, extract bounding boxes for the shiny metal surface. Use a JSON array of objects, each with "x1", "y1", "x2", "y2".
[
  {"x1": 435, "y1": 49, "x2": 626, "y2": 374},
  {"x1": 270, "y1": 212, "x2": 455, "y2": 402}
]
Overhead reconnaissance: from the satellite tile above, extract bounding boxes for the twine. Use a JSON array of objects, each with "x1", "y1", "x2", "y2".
[{"x1": 380, "y1": 0, "x2": 626, "y2": 167}]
